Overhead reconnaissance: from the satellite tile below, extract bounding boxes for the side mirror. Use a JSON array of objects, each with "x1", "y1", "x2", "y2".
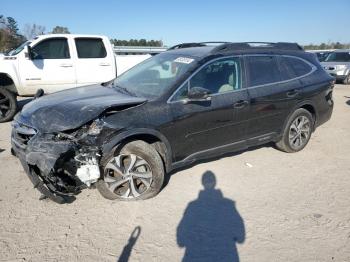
[
  {"x1": 24, "y1": 45, "x2": 33, "y2": 60},
  {"x1": 183, "y1": 86, "x2": 211, "y2": 104}
]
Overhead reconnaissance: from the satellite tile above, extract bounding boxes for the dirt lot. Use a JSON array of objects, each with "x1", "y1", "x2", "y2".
[{"x1": 0, "y1": 85, "x2": 349, "y2": 262}]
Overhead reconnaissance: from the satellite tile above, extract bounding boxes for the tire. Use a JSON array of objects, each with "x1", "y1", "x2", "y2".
[
  {"x1": 276, "y1": 108, "x2": 314, "y2": 153},
  {"x1": 0, "y1": 88, "x2": 17, "y2": 123},
  {"x1": 97, "y1": 140, "x2": 165, "y2": 201},
  {"x1": 343, "y1": 73, "x2": 350, "y2": 85}
]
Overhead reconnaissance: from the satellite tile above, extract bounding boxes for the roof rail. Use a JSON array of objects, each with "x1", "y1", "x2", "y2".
[
  {"x1": 168, "y1": 41, "x2": 230, "y2": 50},
  {"x1": 168, "y1": 41, "x2": 304, "y2": 52},
  {"x1": 168, "y1": 43, "x2": 206, "y2": 50},
  {"x1": 212, "y1": 42, "x2": 303, "y2": 53}
]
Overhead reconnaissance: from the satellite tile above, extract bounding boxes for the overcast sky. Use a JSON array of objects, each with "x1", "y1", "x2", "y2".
[{"x1": 2, "y1": 0, "x2": 350, "y2": 46}]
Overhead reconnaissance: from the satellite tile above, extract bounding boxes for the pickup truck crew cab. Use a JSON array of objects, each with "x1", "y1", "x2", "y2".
[{"x1": 0, "y1": 34, "x2": 151, "y2": 122}]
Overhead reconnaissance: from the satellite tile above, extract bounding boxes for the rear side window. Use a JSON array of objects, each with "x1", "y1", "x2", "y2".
[
  {"x1": 246, "y1": 56, "x2": 281, "y2": 87},
  {"x1": 75, "y1": 38, "x2": 107, "y2": 58},
  {"x1": 32, "y1": 38, "x2": 70, "y2": 59},
  {"x1": 282, "y1": 56, "x2": 312, "y2": 78},
  {"x1": 276, "y1": 56, "x2": 293, "y2": 81}
]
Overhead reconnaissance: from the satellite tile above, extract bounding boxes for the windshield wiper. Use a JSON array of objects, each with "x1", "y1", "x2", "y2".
[{"x1": 113, "y1": 84, "x2": 136, "y2": 96}]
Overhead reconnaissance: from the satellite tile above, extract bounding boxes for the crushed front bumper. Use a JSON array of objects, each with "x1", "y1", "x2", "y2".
[{"x1": 11, "y1": 126, "x2": 86, "y2": 204}]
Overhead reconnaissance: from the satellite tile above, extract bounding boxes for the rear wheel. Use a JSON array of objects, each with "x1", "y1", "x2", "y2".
[
  {"x1": 0, "y1": 88, "x2": 17, "y2": 122},
  {"x1": 276, "y1": 108, "x2": 313, "y2": 153},
  {"x1": 97, "y1": 140, "x2": 164, "y2": 201}
]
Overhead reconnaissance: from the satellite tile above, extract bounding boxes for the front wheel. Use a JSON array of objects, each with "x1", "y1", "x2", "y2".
[
  {"x1": 276, "y1": 108, "x2": 313, "y2": 153},
  {"x1": 0, "y1": 89, "x2": 17, "y2": 123},
  {"x1": 343, "y1": 74, "x2": 350, "y2": 85},
  {"x1": 96, "y1": 140, "x2": 164, "y2": 201}
]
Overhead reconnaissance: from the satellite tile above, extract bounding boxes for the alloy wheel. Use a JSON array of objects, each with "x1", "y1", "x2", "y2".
[
  {"x1": 103, "y1": 154, "x2": 153, "y2": 199},
  {"x1": 289, "y1": 115, "x2": 311, "y2": 150}
]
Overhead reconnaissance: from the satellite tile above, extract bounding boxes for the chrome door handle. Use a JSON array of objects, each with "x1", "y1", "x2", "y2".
[
  {"x1": 287, "y1": 89, "x2": 300, "y2": 98},
  {"x1": 60, "y1": 63, "x2": 73, "y2": 67},
  {"x1": 99, "y1": 62, "x2": 111, "y2": 66},
  {"x1": 233, "y1": 100, "x2": 249, "y2": 109}
]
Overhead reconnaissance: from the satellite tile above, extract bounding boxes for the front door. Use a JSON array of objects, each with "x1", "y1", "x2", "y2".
[
  {"x1": 167, "y1": 57, "x2": 250, "y2": 162},
  {"x1": 19, "y1": 37, "x2": 76, "y2": 94}
]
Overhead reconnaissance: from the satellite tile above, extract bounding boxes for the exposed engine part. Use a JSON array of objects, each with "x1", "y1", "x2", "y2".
[
  {"x1": 74, "y1": 149, "x2": 101, "y2": 187},
  {"x1": 76, "y1": 164, "x2": 100, "y2": 187}
]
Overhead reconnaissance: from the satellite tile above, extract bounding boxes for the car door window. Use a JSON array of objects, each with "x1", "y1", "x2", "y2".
[
  {"x1": 31, "y1": 38, "x2": 70, "y2": 59},
  {"x1": 172, "y1": 57, "x2": 241, "y2": 101},
  {"x1": 277, "y1": 56, "x2": 296, "y2": 80},
  {"x1": 189, "y1": 58, "x2": 241, "y2": 94},
  {"x1": 75, "y1": 38, "x2": 107, "y2": 58},
  {"x1": 282, "y1": 56, "x2": 312, "y2": 78},
  {"x1": 246, "y1": 56, "x2": 281, "y2": 87}
]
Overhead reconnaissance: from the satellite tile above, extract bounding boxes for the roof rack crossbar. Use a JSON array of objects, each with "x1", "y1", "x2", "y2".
[{"x1": 168, "y1": 41, "x2": 231, "y2": 50}]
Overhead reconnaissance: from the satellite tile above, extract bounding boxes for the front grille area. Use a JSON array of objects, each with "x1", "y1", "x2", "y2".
[{"x1": 12, "y1": 121, "x2": 37, "y2": 148}]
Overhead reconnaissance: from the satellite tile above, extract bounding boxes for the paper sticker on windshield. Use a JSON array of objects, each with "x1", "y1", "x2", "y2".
[{"x1": 174, "y1": 57, "x2": 194, "y2": 64}]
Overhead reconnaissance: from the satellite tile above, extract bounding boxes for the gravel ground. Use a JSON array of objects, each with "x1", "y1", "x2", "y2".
[{"x1": 0, "y1": 84, "x2": 349, "y2": 262}]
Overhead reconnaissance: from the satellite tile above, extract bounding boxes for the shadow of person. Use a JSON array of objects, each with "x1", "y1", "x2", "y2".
[
  {"x1": 177, "y1": 171, "x2": 245, "y2": 262},
  {"x1": 117, "y1": 226, "x2": 141, "y2": 262}
]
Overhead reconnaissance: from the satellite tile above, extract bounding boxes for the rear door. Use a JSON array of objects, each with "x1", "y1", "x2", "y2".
[
  {"x1": 74, "y1": 37, "x2": 116, "y2": 86},
  {"x1": 244, "y1": 55, "x2": 303, "y2": 141},
  {"x1": 19, "y1": 37, "x2": 76, "y2": 94},
  {"x1": 167, "y1": 57, "x2": 250, "y2": 161}
]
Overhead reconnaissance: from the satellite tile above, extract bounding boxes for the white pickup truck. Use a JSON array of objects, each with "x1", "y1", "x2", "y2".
[{"x1": 0, "y1": 34, "x2": 152, "y2": 122}]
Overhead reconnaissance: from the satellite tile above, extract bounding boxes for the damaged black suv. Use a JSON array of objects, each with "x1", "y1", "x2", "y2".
[{"x1": 11, "y1": 42, "x2": 334, "y2": 203}]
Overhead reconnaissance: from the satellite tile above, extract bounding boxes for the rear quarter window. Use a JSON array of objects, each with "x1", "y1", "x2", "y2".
[
  {"x1": 281, "y1": 56, "x2": 313, "y2": 78},
  {"x1": 75, "y1": 38, "x2": 107, "y2": 58}
]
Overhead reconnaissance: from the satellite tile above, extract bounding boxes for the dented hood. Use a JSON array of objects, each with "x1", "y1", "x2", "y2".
[{"x1": 17, "y1": 84, "x2": 147, "y2": 133}]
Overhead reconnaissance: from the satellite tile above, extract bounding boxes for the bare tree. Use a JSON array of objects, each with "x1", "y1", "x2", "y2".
[
  {"x1": 51, "y1": 26, "x2": 70, "y2": 34},
  {"x1": 22, "y1": 23, "x2": 45, "y2": 39}
]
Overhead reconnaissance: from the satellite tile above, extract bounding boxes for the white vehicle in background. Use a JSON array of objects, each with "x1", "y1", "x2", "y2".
[
  {"x1": 114, "y1": 45, "x2": 167, "y2": 75},
  {"x1": 321, "y1": 49, "x2": 350, "y2": 85},
  {"x1": 307, "y1": 49, "x2": 334, "y2": 62},
  {"x1": 0, "y1": 34, "x2": 166, "y2": 122}
]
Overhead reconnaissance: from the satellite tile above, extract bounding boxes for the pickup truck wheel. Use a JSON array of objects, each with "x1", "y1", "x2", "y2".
[
  {"x1": 343, "y1": 73, "x2": 350, "y2": 85},
  {"x1": 276, "y1": 108, "x2": 313, "y2": 153},
  {"x1": 97, "y1": 140, "x2": 165, "y2": 201},
  {"x1": 0, "y1": 89, "x2": 17, "y2": 123}
]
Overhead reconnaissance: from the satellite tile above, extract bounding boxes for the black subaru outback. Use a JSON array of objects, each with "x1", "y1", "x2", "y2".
[{"x1": 11, "y1": 42, "x2": 334, "y2": 203}]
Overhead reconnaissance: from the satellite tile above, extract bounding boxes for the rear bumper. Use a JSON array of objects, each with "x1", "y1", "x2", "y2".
[
  {"x1": 315, "y1": 94, "x2": 334, "y2": 128},
  {"x1": 315, "y1": 104, "x2": 333, "y2": 128}
]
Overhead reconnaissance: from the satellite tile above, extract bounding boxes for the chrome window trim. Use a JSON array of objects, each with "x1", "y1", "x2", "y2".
[
  {"x1": 167, "y1": 55, "x2": 242, "y2": 104},
  {"x1": 244, "y1": 54, "x2": 317, "y2": 89},
  {"x1": 167, "y1": 54, "x2": 317, "y2": 104}
]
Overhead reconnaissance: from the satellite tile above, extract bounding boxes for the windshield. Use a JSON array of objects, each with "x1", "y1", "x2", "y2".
[
  {"x1": 316, "y1": 52, "x2": 330, "y2": 62},
  {"x1": 325, "y1": 52, "x2": 350, "y2": 62},
  {"x1": 7, "y1": 41, "x2": 31, "y2": 56},
  {"x1": 112, "y1": 53, "x2": 197, "y2": 99}
]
